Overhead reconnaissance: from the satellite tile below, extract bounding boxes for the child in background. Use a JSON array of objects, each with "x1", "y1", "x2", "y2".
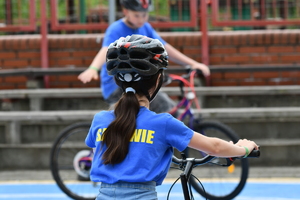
[
  {"x1": 85, "y1": 35, "x2": 259, "y2": 200},
  {"x1": 78, "y1": 0, "x2": 210, "y2": 113}
]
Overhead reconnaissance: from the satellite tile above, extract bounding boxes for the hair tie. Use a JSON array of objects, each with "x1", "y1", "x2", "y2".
[{"x1": 125, "y1": 87, "x2": 136, "y2": 94}]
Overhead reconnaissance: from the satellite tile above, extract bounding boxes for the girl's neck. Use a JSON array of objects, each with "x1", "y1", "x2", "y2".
[{"x1": 136, "y1": 95, "x2": 149, "y2": 108}]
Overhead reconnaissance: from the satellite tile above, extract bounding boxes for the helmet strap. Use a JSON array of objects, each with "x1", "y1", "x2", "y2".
[
  {"x1": 138, "y1": 81, "x2": 151, "y2": 102},
  {"x1": 148, "y1": 71, "x2": 163, "y2": 103}
]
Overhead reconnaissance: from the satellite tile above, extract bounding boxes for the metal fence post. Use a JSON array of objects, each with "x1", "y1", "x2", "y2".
[{"x1": 109, "y1": 0, "x2": 116, "y2": 24}]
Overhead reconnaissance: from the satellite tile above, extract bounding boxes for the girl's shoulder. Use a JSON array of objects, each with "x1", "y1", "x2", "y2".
[
  {"x1": 94, "y1": 110, "x2": 114, "y2": 118},
  {"x1": 139, "y1": 107, "x2": 175, "y2": 121}
]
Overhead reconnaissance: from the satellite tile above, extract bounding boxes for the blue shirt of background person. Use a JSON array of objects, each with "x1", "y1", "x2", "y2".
[{"x1": 78, "y1": 0, "x2": 210, "y2": 111}]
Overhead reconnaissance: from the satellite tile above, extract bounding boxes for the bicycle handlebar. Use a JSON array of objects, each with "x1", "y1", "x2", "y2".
[{"x1": 172, "y1": 149, "x2": 260, "y2": 167}]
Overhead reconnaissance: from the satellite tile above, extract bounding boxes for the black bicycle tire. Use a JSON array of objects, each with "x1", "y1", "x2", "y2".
[
  {"x1": 189, "y1": 120, "x2": 249, "y2": 200},
  {"x1": 50, "y1": 122, "x2": 96, "y2": 200}
]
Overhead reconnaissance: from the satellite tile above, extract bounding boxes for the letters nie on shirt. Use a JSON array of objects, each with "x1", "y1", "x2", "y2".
[{"x1": 96, "y1": 128, "x2": 155, "y2": 144}]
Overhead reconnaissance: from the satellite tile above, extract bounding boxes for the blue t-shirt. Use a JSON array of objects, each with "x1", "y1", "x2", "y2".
[
  {"x1": 85, "y1": 107, "x2": 194, "y2": 185},
  {"x1": 100, "y1": 19, "x2": 167, "y2": 99}
]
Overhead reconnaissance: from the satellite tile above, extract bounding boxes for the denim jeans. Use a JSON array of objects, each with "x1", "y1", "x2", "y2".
[
  {"x1": 106, "y1": 88, "x2": 175, "y2": 114},
  {"x1": 96, "y1": 181, "x2": 157, "y2": 200}
]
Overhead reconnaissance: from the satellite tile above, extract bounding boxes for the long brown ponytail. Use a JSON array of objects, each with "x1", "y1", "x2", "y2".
[
  {"x1": 101, "y1": 91, "x2": 139, "y2": 165},
  {"x1": 101, "y1": 71, "x2": 161, "y2": 165}
]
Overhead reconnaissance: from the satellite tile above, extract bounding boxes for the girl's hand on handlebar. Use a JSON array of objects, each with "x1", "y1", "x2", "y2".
[
  {"x1": 190, "y1": 62, "x2": 210, "y2": 77},
  {"x1": 235, "y1": 139, "x2": 259, "y2": 153},
  {"x1": 78, "y1": 68, "x2": 99, "y2": 83}
]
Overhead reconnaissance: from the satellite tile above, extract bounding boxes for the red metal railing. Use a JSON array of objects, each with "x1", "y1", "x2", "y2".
[
  {"x1": 49, "y1": 0, "x2": 198, "y2": 31},
  {"x1": 50, "y1": 0, "x2": 109, "y2": 31},
  {"x1": 1, "y1": 0, "x2": 300, "y2": 87},
  {"x1": 0, "y1": 0, "x2": 36, "y2": 32},
  {"x1": 149, "y1": 0, "x2": 198, "y2": 29},
  {"x1": 41, "y1": 0, "x2": 50, "y2": 88},
  {"x1": 211, "y1": 0, "x2": 300, "y2": 27}
]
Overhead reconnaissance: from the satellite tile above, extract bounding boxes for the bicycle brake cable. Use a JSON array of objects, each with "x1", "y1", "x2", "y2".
[
  {"x1": 191, "y1": 174, "x2": 208, "y2": 200},
  {"x1": 166, "y1": 177, "x2": 180, "y2": 200}
]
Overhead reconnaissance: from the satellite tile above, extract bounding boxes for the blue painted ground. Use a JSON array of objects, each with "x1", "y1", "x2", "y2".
[{"x1": 0, "y1": 180, "x2": 299, "y2": 200}]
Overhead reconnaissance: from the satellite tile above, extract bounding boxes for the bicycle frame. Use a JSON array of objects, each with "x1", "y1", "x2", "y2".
[
  {"x1": 166, "y1": 70, "x2": 204, "y2": 200},
  {"x1": 173, "y1": 154, "x2": 215, "y2": 200},
  {"x1": 173, "y1": 150, "x2": 260, "y2": 200},
  {"x1": 167, "y1": 70, "x2": 201, "y2": 129},
  {"x1": 180, "y1": 158, "x2": 199, "y2": 200},
  {"x1": 166, "y1": 69, "x2": 260, "y2": 200}
]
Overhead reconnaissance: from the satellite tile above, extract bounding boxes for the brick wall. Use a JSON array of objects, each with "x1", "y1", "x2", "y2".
[
  {"x1": 205, "y1": 30, "x2": 300, "y2": 86},
  {"x1": 0, "y1": 30, "x2": 300, "y2": 89}
]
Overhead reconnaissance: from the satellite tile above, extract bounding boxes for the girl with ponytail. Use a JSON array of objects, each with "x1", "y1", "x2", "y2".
[{"x1": 85, "y1": 35, "x2": 259, "y2": 200}]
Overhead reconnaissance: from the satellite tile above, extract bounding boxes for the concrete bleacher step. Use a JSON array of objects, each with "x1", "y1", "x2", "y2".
[
  {"x1": 1, "y1": 85, "x2": 300, "y2": 98},
  {"x1": 1, "y1": 85, "x2": 300, "y2": 169},
  {"x1": 1, "y1": 138, "x2": 299, "y2": 169},
  {"x1": 1, "y1": 85, "x2": 300, "y2": 111},
  {"x1": 1, "y1": 107, "x2": 299, "y2": 144},
  {"x1": 1, "y1": 107, "x2": 300, "y2": 122},
  {"x1": 1, "y1": 107, "x2": 300, "y2": 169}
]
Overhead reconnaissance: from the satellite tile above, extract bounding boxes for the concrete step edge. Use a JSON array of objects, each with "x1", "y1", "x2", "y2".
[
  {"x1": 1, "y1": 107, "x2": 300, "y2": 121},
  {"x1": 1, "y1": 139, "x2": 300, "y2": 148}
]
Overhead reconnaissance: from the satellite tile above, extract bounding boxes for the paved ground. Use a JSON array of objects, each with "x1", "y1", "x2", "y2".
[
  {"x1": 1, "y1": 179, "x2": 300, "y2": 200},
  {"x1": 1, "y1": 167, "x2": 300, "y2": 182},
  {"x1": 1, "y1": 167, "x2": 300, "y2": 200}
]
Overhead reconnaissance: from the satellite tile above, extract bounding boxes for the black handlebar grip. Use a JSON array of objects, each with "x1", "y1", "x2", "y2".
[{"x1": 247, "y1": 149, "x2": 260, "y2": 158}]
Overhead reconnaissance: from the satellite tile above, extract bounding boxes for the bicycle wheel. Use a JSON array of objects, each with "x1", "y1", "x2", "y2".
[
  {"x1": 50, "y1": 122, "x2": 98, "y2": 200},
  {"x1": 189, "y1": 120, "x2": 249, "y2": 200}
]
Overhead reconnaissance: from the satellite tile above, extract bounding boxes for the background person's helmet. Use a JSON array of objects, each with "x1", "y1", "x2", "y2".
[
  {"x1": 120, "y1": 0, "x2": 152, "y2": 12},
  {"x1": 106, "y1": 34, "x2": 168, "y2": 79}
]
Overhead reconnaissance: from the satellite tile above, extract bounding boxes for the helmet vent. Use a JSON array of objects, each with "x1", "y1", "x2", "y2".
[
  {"x1": 130, "y1": 50, "x2": 149, "y2": 59},
  {"x1": 119, "y1": 62, "x2": 131, "y2": 69},
  {"x1": 107, "y1": 51, "x2": 118, "y2": 59},
  {"x1": 119, "y1": 48, "x2": 128, "y2": 55},
  {"x1": 149, "y1": 58, "x2": 159, "y2": 65},
  {"x1": 149, "y1": 47, "x2": 164, "y2": 54},
  {"x1": 131, "y1": 61, "x2": 148, "y2": 70}
]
